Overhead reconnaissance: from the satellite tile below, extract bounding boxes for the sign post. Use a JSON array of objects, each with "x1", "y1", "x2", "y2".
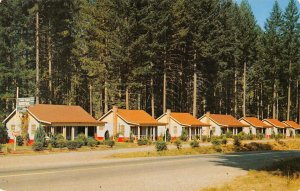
[
  {"x1": 16, "y1": 97, "x2": 35, "y2": 113},
  {"x1": 12, "y1": 131, "x2": 20, "y2": 151}
]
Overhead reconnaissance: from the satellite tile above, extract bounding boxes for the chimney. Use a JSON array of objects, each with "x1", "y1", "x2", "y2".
[
  {"x1": 166, "y1": 109, "x2": 171, "y2": 126},
  {"x1": 206, "y1": 111, "x2": 211, "y2": 136},
  {"x1": 112, "y1": 106, "x2": 118, "y2": 136}
]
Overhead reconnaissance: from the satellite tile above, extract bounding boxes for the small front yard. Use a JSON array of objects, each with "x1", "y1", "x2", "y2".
[{"x1": 201, "y1": 157, "x2": 300, "y2": 191}]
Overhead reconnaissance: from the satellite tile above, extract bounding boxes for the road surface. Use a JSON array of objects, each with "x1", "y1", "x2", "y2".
[{"x1": 1, "y1": 150, "x2": 300, "y2": 191}]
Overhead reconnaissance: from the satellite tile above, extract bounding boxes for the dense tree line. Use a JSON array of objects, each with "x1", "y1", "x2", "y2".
[{"x1": 0, "y1": 0, "x2": 299, "y2": 122}]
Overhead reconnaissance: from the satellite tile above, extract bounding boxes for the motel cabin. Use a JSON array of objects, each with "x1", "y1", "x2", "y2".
[
  {"x1": 157, "y1": 110, "x2": 209, "y2": 141},
  {"x1": 98, "y1": 106, "x2": 165, "y2": 142},
  {"x1": 239, "y1": 117, "x2": 272, "y2": 137},
  {"x1": 3, "y1": 104, "x2": 104, "y2": 143},
  {"x1": 199, "y1": 113, "x2": 248, "y2": 137},
  {"x1": 282, "y1": 121, "x2": 300, "y2": 137},
  {"x1": 262, "y1": 119, "x2": 288, "y2": 136}
]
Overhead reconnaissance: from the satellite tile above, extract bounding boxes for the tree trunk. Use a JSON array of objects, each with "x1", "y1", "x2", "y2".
[
  {"x1": 151, "y1": 78, "x2": 155, "y2": 117},
  {"x1": 104, "y1": 81, "x2": 108, "y2": 113},
  {"x1": 125, "y1": 86, "x2": 129, "y2": 109},
  {"x1": 89, "y1": 85, "x2": 92, "y2": 115},
  {"x1": 234, "y1": 69, "x2": 237, "y2": 117},
  {"x1": 243, "y1": 62, "x2": 246, "y2": 117},
  {"x1": 48, "y1": 21, "x2": 52, "y2": 104},
  {"x1": 163, "y1": 72, "x2": 166, "y2": 113},
  {"x1": 192, "y1": 63, "x2": 197, "y2": 117},
  {"x1": 260, "y1": 83, "x2": 263, "y2": 119},
  {"x1": 35, "y1": 7, "x2": 40, "y2": 104},
  {"x1": 287, "y1": 61, "x2": 291, "y2": 120},
  {"x1": 297, "y1": 80, "x2": 300, "y2": 123},
  {"x1": 273, "y1": 83, "x2": 276, "y2": 119}
]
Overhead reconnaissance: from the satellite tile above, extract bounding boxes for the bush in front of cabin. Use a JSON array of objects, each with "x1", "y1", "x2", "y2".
[
  {"x1": 211, "y1": 137, "x2": 221, "y2": 146},
  {"x1": 190, "y1": 139, "x2": 199, "y2": 148},
  {"x1": 34, "y1": 126, "x2": 46, "y2": 146},
  {"x1": 137, "y1": 138, "x2": 148, "y2": 146},
  {"x1": 201, "y1": 135, "x2": 208, "y2": 142},
  {"x1": 105, "y1": 140, "x2": 115, "y2": 148},
  {"x1": 174, "y1": 139, "x2": 182, "y2": 150},
  {"x1": 32, "y1": 142, "x2": 44, "y2": 151},
  {"x1": 155, "y1": 141, "x2": 167, "y2": 151},
  {"x1": 66, "y1": 140, "x2": 79, "y2": 150},
  {"x1": 76, "y1": 133, "x2": 88, "y2": 146},
  {"x1": 180, "y1": 129, "x2": 188, "y2": 142},
  {"x1": 256, "y1": 133, "x2": 264, "y2": 140},
  {"x1": 87, "y1": 138, "x2": 98, "y2": 147},
  {"x1": 0, "y1": 124, "x2": 9, "y2": 144},
  {"x1": 57, "y1": 139, "x2": 66, "y2": 149},
  {"x1": 16, "y1": 135, "x2": 23, "y2": 146}
]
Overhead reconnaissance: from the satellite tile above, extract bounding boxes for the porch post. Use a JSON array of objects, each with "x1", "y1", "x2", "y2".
[
  {"x1": 189, "y1": 127, "x2": 192, "y2": 141},
  {"x1": 71, "y1": 127, "x2": 75, "y2": 140},
  {"x1": 200, "y1": 127, "x2": 202, "y2": 141},
  {"x1": 85, "y1": 126, "x2": 88, "y2": 137},
  {"x1": 152, "y1": 127, "x2": 156, "y2": 141},
  {"x1": 138, "y1": 126, "x2": 140, "y2": 139},
  {"x1": 63, "y1": 127, "x2": 66, "y2": 139},
  {"x1": 51, "y1": 127, "x2": 54, "y2": 134},
  {"x1": 194, "y1": 128, "x2": 197, "y2": 138},
  {"x1": 146, "y1": 127, "x2": 148, "y2": 137}
]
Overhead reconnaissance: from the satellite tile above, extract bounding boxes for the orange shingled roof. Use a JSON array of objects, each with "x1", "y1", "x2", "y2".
[
  {"x1": 170, "y1": 113, "x2": 209, "y2": 127},
  {"x1": 263, "y1": 119, "x2": 287, "y2": 128},
  {"x1": 28, "y1": 104, "x2": 103, "y2": 125},
  {"x1": 209, "y1": 114, "x2": 246, "y2": 127},
  {"x1": 117, "y1": 109, "x2": 164, "y2": 126},
  {"x1": 241, "y1": 117, "x2": 272, "y2": 128},
  {"x1": 283, "y1": 121, "x2": 300, "y2": 129}
]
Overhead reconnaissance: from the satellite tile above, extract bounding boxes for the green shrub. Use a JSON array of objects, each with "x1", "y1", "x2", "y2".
[
  {"x1": 237, "y1": 132, "x2": 247, "y2": 140},
  {"x1": 163, "y1": 129, "x2": 171, "y2": 142},
  {"x1": 57, "y1": 139, "x2": 66, "y2": 148},
  {"x1": 87, "y1": 138, "x2": 98, "y2": 147},
  {"x1": 0, "y1": 144, "x2": 3, "y2": 152},
  {"x1": 225, "y1": 131, "x2": 233, "y2": 138},
  {"x1": 32, "y1": 142, "x2": 44, "y2": 151},
  {"x1": 97, "y1": 140, "x2": 104, "y2": 145},
  {"x1": 66, "y1": 140, "x2": 79, "y2": 150},
  {"x1": 34, "y1": 127, "x2": 46, "y2": 146},
  {"x1": 16, "y1": 135, "x2": 23, "y2": 146},
  {"x1": 201, "y1": 135, "x2": 208, "y2": 142},
  {"x1": 174, "y1": 139, "x2": 182, "y2": 150},
  {"x1": 76, "y1": 133, "x2": 88, "y2": 146},
  {"x1": 155, "y1": 141, "x2": 167, "y2": 151},
  {"x1": 257, "y1": 133, "x2": 264, "y2": 140},
  {"x1": 190, "y1": 139, "x2": 199, "y2": 148},
  {"x1": 214, "y1": 145, "x2": 222, "y2": 152},
  {"x1": 48, "y1": 143, "x2": 53, "y2": 151},
  {"x1": 211, "y1": 138, "x2": 221, "y2": 146},
  {"x1": 180, "y1": 129, "x2": 188, "y2": 142},
  {"x1": 233, "y1": 137, "x2": 241, "y2": 147},
  {"x1": 0, "y1": 124, "x2": 9, "y2": 144},
  {"x1": 137, "y1": 138, "x2": 148, "y2": 146},
  {"x1": 105, "y1": 140, "x2": 115, "y2": 148},
  {"x1": 221, "y1": 138, "x2": 227, "y2": 145},
  {"x1": 75, "y1": 139, "x2": 84, "y2": 148},
  {"x1": 275, "y1": 134, "x2": 281, "y2": 142}
]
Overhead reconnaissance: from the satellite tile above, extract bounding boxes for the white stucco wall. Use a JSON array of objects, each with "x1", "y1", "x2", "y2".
[
  {"x1": 28, "y1": 115, "x2": 40, "y2": 140},
  {"x1": 98, "y1": 112, "x2": 131, "y2": 138},
  {"x1": 6, "y1": 112, "x2": 22, "y2": 140},
  {"x1": 199, "y1": 116, "x2": 221, "y2": 136},
  {"x1": 239, "y1": 119, "x2": 255, "y2": 135}
]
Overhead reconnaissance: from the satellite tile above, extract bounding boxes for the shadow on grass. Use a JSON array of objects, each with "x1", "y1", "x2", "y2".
[{"x1": 207, "y1": 150, "x2": 300, "y2": 174}]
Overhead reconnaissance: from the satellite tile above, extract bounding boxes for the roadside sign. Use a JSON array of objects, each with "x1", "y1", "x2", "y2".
[
  {"x1": 16, "y1": 97, "x2": 35, "y2": 112},
  {"x1": 12, "y1": 131, "x2": 20, "y2": 137}
]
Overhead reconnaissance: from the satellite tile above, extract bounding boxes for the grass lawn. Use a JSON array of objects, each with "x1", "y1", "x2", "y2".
[
  {"x1": 201, "y1": 157, "x2": 300, "y2": 191},
  {"x1": 109, "y1": 139, "x2": 300, "y2": 158},
  {"x1": 0, "y1": 142, "x2": 142, "y2": 156}
]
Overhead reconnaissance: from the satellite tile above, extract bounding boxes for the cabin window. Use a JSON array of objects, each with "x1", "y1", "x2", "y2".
[
  {"x1": 10, "y1": 125, "x2": 15, "y2": 132},
  {"x1": 173, "y1": 126, "x2": 177, "y2": 134},
  {"x1": 120, "y1": 125, "x2": 125, "y2": 134},
  {"x1": 31, "y1": 124, "x2": 37, "y2": 135}
]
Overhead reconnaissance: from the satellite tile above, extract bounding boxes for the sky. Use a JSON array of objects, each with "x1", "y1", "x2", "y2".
[{"x1": 236, "y1": 0, "x2": 300, "y2": 29}]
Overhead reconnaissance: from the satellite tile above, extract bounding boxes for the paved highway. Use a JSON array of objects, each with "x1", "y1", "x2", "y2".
[{"x1": 1, "y1": 151, "x2": 300, "y2": 191}]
